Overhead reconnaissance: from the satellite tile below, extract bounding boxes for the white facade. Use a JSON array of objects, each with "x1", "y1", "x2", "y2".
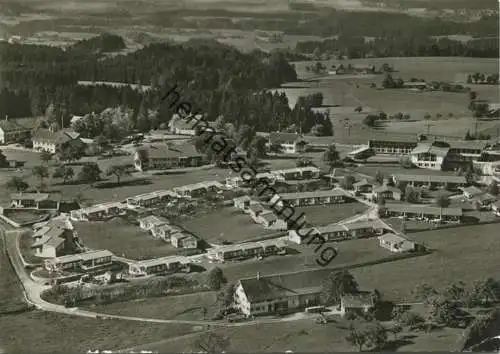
[{"x1": 33, "y1": 140, "x2": 57, "y2": 153}]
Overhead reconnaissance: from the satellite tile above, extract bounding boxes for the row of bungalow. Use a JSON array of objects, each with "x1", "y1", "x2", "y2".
[
  {"x1": 269, "y1": 188, "x2": 349, "y2": 208},
  {"x1": 128, "y1": 256, "x2": 187, "y2": 277},
  {"x1": 207, "y1": 239, "x2": 287, "y2": 262},
  {"x1": 138, "y1": 215, "x2": 198, "y2": 249},
  {"x1": 382, "y1": 202, "x2": 463, "y2": 222},
  {"x1": 44, "y1": 249, "x2": 114, "y2": 273},
  {"x1": 225, "y1": 166, "x2": 321, "y2": 189}
]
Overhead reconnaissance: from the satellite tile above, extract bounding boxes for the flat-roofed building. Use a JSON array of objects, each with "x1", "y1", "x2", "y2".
[
  {"x1": 368, "y1": 138, "x2": 418, "y2": 155},
  {"x1": 138, "y1": 215, "x2": 169, "y2": 231},
  {"x1": 378, "y1": 233, "x2": 416, "y2": 253},
  {"x1": 383, "y1": 202, "x2": 462, "y2": 222},
  {"x1": 207, "y1": 239, "x2": 287, "y2": 262},
  {"x1": 171, "y1": 233, "x2": 198, "y2": 249},
  {"x1": 44, "y1": 250, "x2": 113, "y2": 273},
  {"x1": 10, "y1": 192, "x2": 61, "y2": 210},
  {"x1": 128, "y1": 256, "x2": 185, "y2": 276},
  {"x1": 70, "y1": 202, "x2": 126, "y2": 221},
  {"x1": 126, "y1": 190, "x2": 178, "y2": 209},
  {"x1": 173, "y1": 181, "x2": 224, "y2": 199},
  {"x1": 391, "y1": 174, "x2": 467, "y2": 189},
  {"x1": 269, "y1": 189, "x2": 348, "y2": 208}
]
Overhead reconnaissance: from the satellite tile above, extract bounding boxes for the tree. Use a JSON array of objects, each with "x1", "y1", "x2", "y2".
[
  {"x1": 428, "y1": 296, "x2": 462, "y2": 327},
  {"x1": 341, "y1": 175, "x2": 355, "y2": 190},
  {"x1": 487, "y1": 182, "x2": 499, "y2": 196},
  {"x1": 354, "y1": 106, "x2": 363, "y2": 113},
  {"x1": 78, "y1": 162, "x2": 102, "y2": 184},
  {"x1": 345, "y1": 326, "x2": 368, "y2": 352},
  {"x1": 296, "y1": 156, "x2": 313, "y2": 167},
  {"x1": 268, "y1": 142, "x2": 283, "y2": 154},
  {"x1": 377, "y1": 195, "x2": 386, "y2": 207},
  {"x1": 469, "y1": 91, "x2": 477, "y2": 101},
  {"x1": 394, "y1": 310, "x2": 425, "y2": 327},
  {"x1": 207, "y1": 267, "x2": 227, "y2": 291},
  {"x1": 363, "y1": 115, "x2": 377, "y2": 127},
  {"x1": 6, "y1": 176, "x2": 29, "y2": 192},
  {"x1": 59, "y1": 144, "x2": 85, "y2": 163},
  {"x1": 443, "y1": 281, "x2": 466, "y2": 304},
  {"x1": 194, "y1": 332, "x2": 230, "y2": 354},
  {"x1": 388, "y1": 324, "x2": 402, "y2": 341},
  {"x1": 320, "y1": 270, "x2": 359, "y2": 305},
  {"x1": 52, "y1": 166, "x2": 74, "y2": 184},
  {"x1": 40, "y1": 151, "x2": 52, "y2": 165},
  {"x1": 413, "y1": 283, "x2": 438, "y2": 304},
  {"x1": 32, "y1": 165, "x2": 49, "y2": 191},
  {"x1": 404, "y1": 186, "x2": 419, "y2": 203},
  {"x1": 220, "y1": 283, "x2": 235, "y2": 308},
  {"x1": 365, "y1": 322, "x2": 388, "y2": 349},
  {"x1": 249, "y1": 136, "x2": 267, "y2": 158},
  {"x1": 466, "y1": 278, "x2": 500, "y2": 307},
  {"x1": 94, "y1": 135, "x2": 109, "y2": 151},
  {"x1": 399, "y1": 155, "x2": 413, "y2": 168},
  {"x1": 106, "y1": 164, "x2": 130, "y2": 184},
  {"x1": 323, "y1": 144, "x2": 340, "y2": 170},
  {"x1": 375, "y1": 170, "x2": 384, "y2": 185},
  {"x1": 435, "y1": 195, "x2": 450, "y2": 208}
]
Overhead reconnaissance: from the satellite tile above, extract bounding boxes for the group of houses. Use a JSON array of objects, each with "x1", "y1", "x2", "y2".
[
  {"x1": 207, "y1": 239, "x2": 287, "y2": 263},
  {"x1": 31, "y1": 216, "x2": 78, "y2": 258},
  {"x1": 225, "y1": 166, "x2": 321, "y2": 189},
  {"x1": 233, "y1": 196, "x2": 288, "y2": 230},
  {"x1": 138, "y1": 215, "x2": 198, "y2": 249}
]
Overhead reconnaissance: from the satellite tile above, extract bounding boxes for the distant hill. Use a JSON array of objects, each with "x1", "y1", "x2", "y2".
[{"x1": 71, "y1": 33, "x2": 126, "y2": 54}]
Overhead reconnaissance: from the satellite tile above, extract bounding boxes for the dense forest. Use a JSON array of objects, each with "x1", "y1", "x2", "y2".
[
  {"x1": 7, "y1": 9, "x2": 499, "y2": 39},
  {"x1": 0, "y1": 35, "x2": 333, "y2": 140},
  {"x1": 295, "y1": 35, "x2": 499, "y2": 58}
]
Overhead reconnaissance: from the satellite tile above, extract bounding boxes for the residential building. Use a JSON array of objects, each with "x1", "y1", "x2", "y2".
[
  {"x1": 461, "y1": 186, "x2": 484, "y2": 199},
  {"x1": 368, "y1": 138, "x2": 418, "y2": 155},
  {"x1": 126, "y1": 190, "x2": 178, "y2": 209},
  {"x1": 257, "y1": 210, "x2": 288, "y2": 230},
  {"x1": 269, "y1": 189, "x2": 348, "y2": 208},
  {"x1": 133, "y1": 143, "x2": 206, "y2": 171},
  {"x1": 128, "y1": 256, "x2": 185, "y2": 276},
  {"x1": 168, "y1": 114, "x2": 215, "y2": 136},
  {"x1": 391, "y1": 174, "x2": 467, "y2": 189},
  {"x1": 10, "y1": 192, "x2": 61, "y2": 210},
  {"x1": 348, "y1": 145, "x2": 373, "y2": 160},
  {"x1": 0, "y1": 120, "x2": 31, "y2": 144},
  {"x1": 151, "y1": 224, "x2": 182, "y2": 241},
  {"x1": 272, "y1": 167, "x2": 321, "y2": 181},
  {"x1": 233, "y1": 195, "x2": 252, "y2": 211},
  {"x1": 234, "y1": 271, "x2": 323, "y2": 317},
  {"x1": 288, "y1": 219, "x2": 386, "y2": 244},
  {"x1": 171, "y1": 233, "x2": 198, "y2": 248},
  {"x1": 403, "y1": 81, "x2": 428, "y2": 90},
  {"x1": 173, "y1": 181, "x2": 224, "y2": 199},
  {"x1": 225, "y1": 172, "x2": 281, "y2": 189},
  {"x1": 138, "y1": 215, "x2": 169, "y2": 231},
  {"x1": 43, "y1": 250, "x2": 113, "y2": 273},
  {"x1": 383, "y1": 203, "x2": 463, "y2": 222},
  {"x1": 207, "y1": 239, "x2": 287, "y2": 262},
  {"x1": 32, "y1": 128, "x2": 83, "y2": 153},
  {"x1": 248, "y1": 203, "x2": 265, "y2": 221},
  {"x1": 370, "y1": 186, "x2": 402, "y2": 201},
  {"x1": 339, "y1": 292, "x2": 375, "y2": 317},
  {"x1": 353, "y1": 179, "x2": 374, "y2": 193},
  {"x1": 267, "y1": 132, "x2": 308, "y2": 154},
  {"x1": 409, "y1": 143, "x2": 449, "y2": 170},
  {"x1": 31, "y1": 228, "x2": 71, "y2": 258},
  {"x1": 378, "y1": 233, "x2": 416, "y2": 253},
  {"x1": 70, "y1": 202, "x2": 126, "y2": 221}
]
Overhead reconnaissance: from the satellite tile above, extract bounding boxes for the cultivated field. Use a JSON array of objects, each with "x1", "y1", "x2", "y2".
[
  {"x1": 351, "y1": 223, "x2": 500, "y2": 302},
  {"x1": 179, "y1": 207, "x2": 279, "y2": 244},
  {"x1": 0, "y1": 310, "x2": 197, "y2": 353},
  {"x1": 74, "y1": 218, "x2": 182, "y2": 260}
]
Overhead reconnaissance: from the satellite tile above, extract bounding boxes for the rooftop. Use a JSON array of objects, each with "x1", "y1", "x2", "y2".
[
  {"x1": 32, "y1": 129, "x2": 80, "y2": 144},
  {"x1": 378, "y1": 233, "x2": 413, "y2": 244},
  {"x1": 392, "y1": 174, "x2": 467, "y2": 184},
  {"x1": 274, "y1": 189, "x2": 346, "y2": 200},
  {"x1": 47, "y1": 249, "x2": 114, "y2": 265},
  {"x1": 268, "y1": 132, "x2": 305, "y2": 145},
  {"x1": 0, "y1": 120, "x2": 31, "y2": 132},
  {"x1": 341, "y1": 292, "x2": 374, "y2": 308},
  {"x1": 138, "y1": 215, "x2": 169, "y2": 225},
  {"x1": 173, "y1": 181, "x2": 224, "y2": 192},
  {"x1": 141, "y1": 142, "x2": 202, "y2": 160},
  {"x1": 385, "y1": 203, "x2": 463, "y2": 216}
]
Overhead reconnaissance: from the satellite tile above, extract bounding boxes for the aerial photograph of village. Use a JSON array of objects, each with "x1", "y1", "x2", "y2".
[{"x1": 0, "y1": 0, "x2": 499, "y2": 352}]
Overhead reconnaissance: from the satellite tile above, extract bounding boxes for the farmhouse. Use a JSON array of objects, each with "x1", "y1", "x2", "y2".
[
  {"x1": 207, "y1": 239, "x2": 287, "y2": 262},
  {"x1": 339, "y1": 292, "x2": 375, "y2": 317},
  {"x1": 391, "y1": 174, "x2": 467, "y2": 189},
  {"x1": 128, "y1": 256, "x2": 185, "y2": 276},
  {"x1": 233, "y1": 195, "x2": 252, "y2": 211},
  {"x1": 70, "y1": 202, "x2": 126, "y2": 221},
  {"x1": 151, "y1": 223, "x2": 182, "y2": 241},
  {"x1": 138, "y1": 215, "x2": 169, "y2": 231},
  {"x1": 133, "y1": 143, "x2": 206, "y2": 171},
  {"x1": 43, "y1": 250, "x2": 113, "y2": 273},
  {"x1": 168, "y1": 113, "x2": 215, "y2": 136},
  {"x1": 170, "y1": 233, "x2": 198, "y2": 249},
  {"x1": 0, "y1": 120, "x2": 31, "y2": 144},
  {"x1": 126, "y1": 190, "x2": 178, "y2": 209},
  {"x1": 267, "y1": 132, "x2": 308, "y2": 154},
  {"x1": 353, "y1": 179, "x2": 374, "y2": 193},
  {"x1": 269, "y1": 189, "x2": 348, "y2": 208},
  {"x1": 10, "y1": 192, "x2": 61, "y2": 210},
  {"x1": 234, "y1": 271, "x2": 323, "y2": 317},
  {"x1": 257, "y1": 210, "x2": 288, "y2": 230},
  {"x1": 288, "y1": 219, "x2": 386, "y2": 244},
  {"x1": 173, "y1": 181, "x2": 224, "y2": 199},
  {"x1": 383, "y1": 203, "x2": 463, "y2": 222},
  {"x1": 378, "y1": 233, "x2": 416, "y2": 253},
  {"x1": 370, "y1": 186, "x2": 402, "y2": 201},
  {"x1": 226, "y1": 172, "x2": 281, "y2": 189},
  {"x1": 32, "y1": 128, "x2": 83, "y2": 153},
  {"x1": 368, "y1": 138, "x2": 418, "y2": 155}
]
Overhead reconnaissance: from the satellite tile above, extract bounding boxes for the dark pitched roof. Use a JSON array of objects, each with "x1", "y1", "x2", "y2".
[
  {"x1": 269, "y1": 132, "x2": 304, "y2": 145},
  {"x1": 144, "y1": 143, "x2": 202, "y2": 159},
  {"x1": 239, "y1": 271, "x2": 327, "y2": 303},
  {"x1": 32, "y1": 129, "x2": 80, "y2": 144},
  {"x1": 341, "y1": 292, "x2": 374, "y2": 308},
  {"x1": 0, "y1": 120, "x2": 30, "y2": 133}
]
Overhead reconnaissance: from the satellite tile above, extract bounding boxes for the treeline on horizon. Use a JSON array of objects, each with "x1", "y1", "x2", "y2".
[{"x1": 296, "y1": 35, "x2": 499, "y2": 58}]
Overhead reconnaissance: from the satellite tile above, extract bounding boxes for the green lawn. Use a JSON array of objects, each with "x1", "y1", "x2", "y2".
[
  {"x1": 74, "y1": 218, "x2": 182, "y2": 260},
  {"x1": 296, "y1": 202, "x2": 367, "y2": 226},
  {"x1": 351, "y1": 223, "x2": 500, "y2": 302}
]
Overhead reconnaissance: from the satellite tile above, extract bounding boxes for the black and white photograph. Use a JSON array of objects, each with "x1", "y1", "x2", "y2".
[{"x1": 0, "y1": 0, "x2": 499, "y2": 352}]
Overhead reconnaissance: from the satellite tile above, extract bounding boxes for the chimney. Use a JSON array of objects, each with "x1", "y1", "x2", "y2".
[{"x1": 256, "y1": 272, "x2": 260, "y2": 280}]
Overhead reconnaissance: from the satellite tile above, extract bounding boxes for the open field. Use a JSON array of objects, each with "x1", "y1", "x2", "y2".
[
  {"x1": 179, "y1": 207, "x2": 279, "y2": 244},
  {"x1": 351, "y1": 223, "x2": 500, "y2": 302},
  {"x1": 74, "y1": 218, "x2": 182, "y2": 260},
  {"x1": 85, "y1": 291, "x2": 219, "y2": 320},
  {"x1": 296, "y1": 202, "x2": 367, "y2": 226},
  {"x1": 0, "y1": 310, "x2": 197, "y2": 353},
  {"x1": 0, "y1": 231, "x2": 29, "y2": 314},
  {"x1": 133, "y1": 317, "x2": 464, "y2": 353}
]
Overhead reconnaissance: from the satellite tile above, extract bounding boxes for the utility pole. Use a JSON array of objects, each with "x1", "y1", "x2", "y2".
[{"x1": 425, "y1": 123, "x2": 433, "y2": 136}]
